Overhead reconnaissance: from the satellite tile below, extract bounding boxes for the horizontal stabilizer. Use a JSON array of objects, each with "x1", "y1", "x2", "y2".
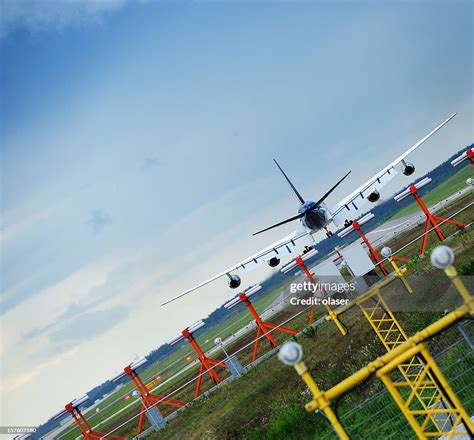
[{"x1": 253, "y1": 213, "x2": 304, "y2": 236}]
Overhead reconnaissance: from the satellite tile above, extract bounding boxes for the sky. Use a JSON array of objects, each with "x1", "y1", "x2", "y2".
[{"x1": 0, "y1": 0, "x2": 472, "y2": 428}]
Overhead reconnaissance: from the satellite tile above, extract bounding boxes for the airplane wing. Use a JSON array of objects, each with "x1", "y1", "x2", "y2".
[
  {"x1": 161, "y1": 228, "x2": 315, "y2": 305},
  {"x1": 329, "y1": 113, "x2": 456, "y2": 226}
]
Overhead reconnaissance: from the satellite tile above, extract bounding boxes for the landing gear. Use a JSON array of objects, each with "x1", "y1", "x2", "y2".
[
  {"x1": 344, "y1": 219, "x2": 353, "y2": 228},
  {"x1": 324, "y1": 227, "x2": 334, "y2": 238}
]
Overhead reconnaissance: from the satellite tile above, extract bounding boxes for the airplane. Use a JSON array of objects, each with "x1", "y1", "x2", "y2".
[{"x1": 161, "y1": 113, "x2": 456, "y2": 305}]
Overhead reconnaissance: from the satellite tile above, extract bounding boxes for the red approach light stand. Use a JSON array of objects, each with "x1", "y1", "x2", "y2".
[
  {"x1": 352, "y1": 221, "x2": 389, "y2": 276},
  {"x1": 239, "y1": 292, "x2": 298, "y2": 362},
  {"x1": 467, "y1": 148, "x2": 474, "y2": 165},
  {"x1": 351, "y1": 221, "x2": 410, "y2": 274},
  {"x1": 451, "y1": 147, "x2": 474, "y2": 167},
  {"x1": 295, "y1": 256, "x2": 321, "y2": 325},
  {"x1": 295, "y1": 257, "x2": 347, "y2": 336},
  {"x1": 65, "y1": 404, "x2": 125, "y2": 440},
  {"x1": 408, "y1": 185, "x2": 467, "y2": 254},
  {"x1": 181, "y1": 328, "x2": 228, "y2": 398},
  {"x1": 124, "y1": 366, "x2": 186, "y2": 435}
]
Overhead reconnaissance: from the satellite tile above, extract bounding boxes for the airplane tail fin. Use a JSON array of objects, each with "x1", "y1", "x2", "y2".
[{"x1": 273, "y1": 159, "x2": 305, "y2": 204}]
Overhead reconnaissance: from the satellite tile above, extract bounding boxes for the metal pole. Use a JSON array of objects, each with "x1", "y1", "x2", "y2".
[{"x1": 294, "y1": 361, "x2": 350, "y2": 440}]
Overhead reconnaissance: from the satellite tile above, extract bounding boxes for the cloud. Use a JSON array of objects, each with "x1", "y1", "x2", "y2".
[
  {"x1": 0, "y1": 0, "x2": 127, "y2": 41},
  {"x1": 1, "y1": 347, "x2": 79, "y2": 394},
  {"x1": 23, "y1": 305, "x2": 129, "y2": 359},
  {"x1": 87, "y1": 209, "x2": 112, "y2": 234},
  {"x1": 142, "y1": 157, "x2": 162, "y2": 170},
  {"x1": 48, "y1": 306, "x2": 129, "y2": 351},
  {"x1": 19, "y1": 257, "x2": 143, "y2": 355},
  {"x1": 22, "y1": 302, "x2": 88, "y2": 341}
]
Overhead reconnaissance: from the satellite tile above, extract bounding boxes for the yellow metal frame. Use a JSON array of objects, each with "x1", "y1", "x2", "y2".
[
  {"x1": 324, "y1": 266, "x2": 410, "y2": 336},
  {"x1": 297, "y1": 258, "x2": 474, "y2": 439},
  {"x1": 356, "y1": 290, "x2": 463, "y2": 435},
  {"x1": 304, "y1": 303, "x2": 473, "y2": 437},
  {"x1": 358, "y1": 290, "x2": 409, "y2": 351},
  {"x1": 325, "y1": 265, "x2": 412, "y2": 321},
  {"x1": 306, "y1": 304, "x2": 472, "y2": 410},
  {"x1": 324, "y1": 303, "x2": 348, "y2": 336},
  {"x1": 388, "y1": 256, "x2": 413, "y2": 293},
  {"x1": 378, "y1": 343, "x2": 473, "y2": 439}
]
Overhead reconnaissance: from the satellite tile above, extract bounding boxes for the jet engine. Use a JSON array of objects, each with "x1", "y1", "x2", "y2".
[
  {"x1": 227, "y1": 274, "x2": 241, "y2": 289},
  {"x1": 267, "y1": 256, "x2": 280, "y2": 267},
  {"x1": 402, "y1": 162, "x2": 415, "y2": 176},
  {"x1": 368, "y1": 190, "x2": 380, "y2": 202}
]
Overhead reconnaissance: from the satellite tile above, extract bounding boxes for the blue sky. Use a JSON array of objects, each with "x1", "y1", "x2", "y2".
[{"x1": 0, "y1": 0, "x2": 472, "y2": 427}]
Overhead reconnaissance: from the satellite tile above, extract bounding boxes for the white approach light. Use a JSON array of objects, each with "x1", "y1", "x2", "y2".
[
  {"x1": 381, "y1": 247, "x2": 392, "y2": 258},
  {"x1": 430, "y1": 246, "x2": 455, "y2": 269},
  {"x1": 278, "y1": 341, "x2": 303, "y2": 366}
]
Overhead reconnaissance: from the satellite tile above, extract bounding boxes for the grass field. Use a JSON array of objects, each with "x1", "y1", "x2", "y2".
[{"x1": 389, "y1": 165, "x2": 473, "y2": 220}]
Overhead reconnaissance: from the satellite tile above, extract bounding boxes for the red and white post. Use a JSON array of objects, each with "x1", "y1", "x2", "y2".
[
  {"x1": 451, "y1": 147, "x2": 474, "y2": 167},
  {"x1": 224, "y1": 285, "x2": 298, "y2": 362},
  {"x1": 53, "y1": 395, "x2": 126, "y2": 440},
  {"x1": 394, "y1": 177, "x2": 467, "y2": 255},
  {"x1": 337, "y1": 212, "x2": 410, "y2": 276},
  {"x1": 112, "y1": 357, "x2": 186, "y2": 435},
  {"x1": 168, "y1": 321, "x2": 227, "y2": 398}
]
